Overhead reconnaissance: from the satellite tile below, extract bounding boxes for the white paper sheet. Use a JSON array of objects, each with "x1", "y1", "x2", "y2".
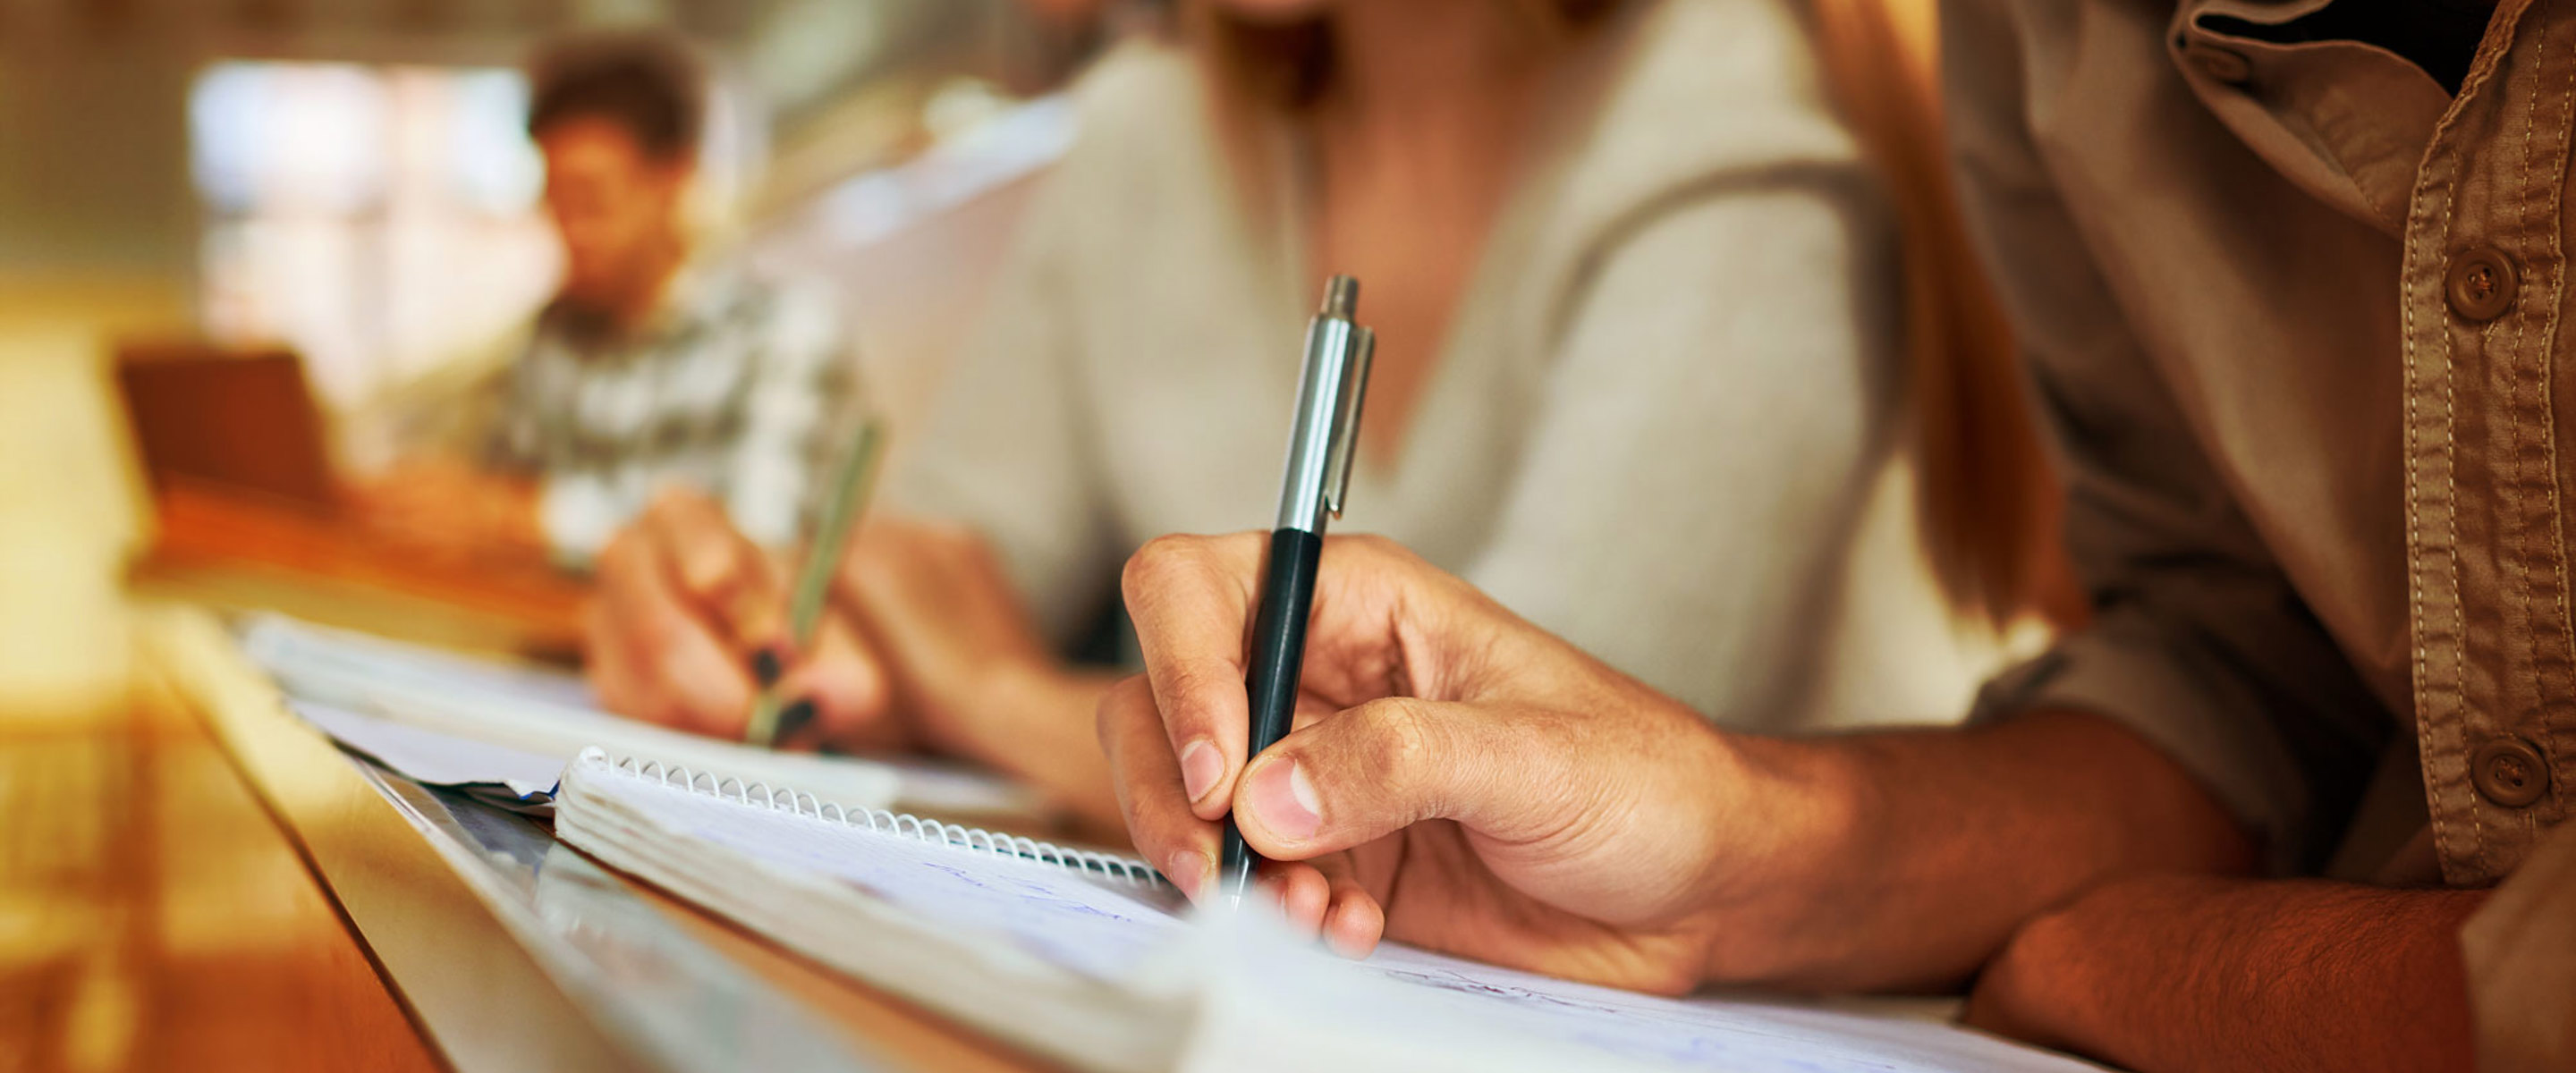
[
  {"x1": 557, "y1": 748, "x2": 2110, "y2": 1073},
  {"x1": 239, "y1": 613, "x2": 1033, "y2": 816},
  {"x1": 294, "y1": 699, "x2": 566, "y2": 801}
]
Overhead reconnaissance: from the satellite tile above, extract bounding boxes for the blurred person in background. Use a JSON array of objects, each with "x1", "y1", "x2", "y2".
[
  {"x1": 348, "y1": 31, "x2": 861, "y2": 569},
  {"x1": 584, "y1": 0, "x2": 2052, "y2": 824}
]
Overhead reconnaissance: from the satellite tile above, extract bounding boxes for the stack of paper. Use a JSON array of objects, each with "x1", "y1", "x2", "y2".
[{"x1": 238, "y1": 613, "x2": 1036, "y2": 818}]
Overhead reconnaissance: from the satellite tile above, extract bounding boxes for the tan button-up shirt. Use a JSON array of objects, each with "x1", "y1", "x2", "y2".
[{"x1": 1945, "y1": 0, "x2": 2575, "y2": 1060}]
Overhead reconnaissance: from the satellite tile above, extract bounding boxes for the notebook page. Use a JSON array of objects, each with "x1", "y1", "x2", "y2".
[
  {"x1": 1181, "y1": 930, "x2": 2105, "y2": 1073},
  {"x1": 555, "y1": 751, "x2": 1194, "y2": 1072},
  {"x1": 241, "y1": 613, "x2": 1036, "y2": 816},
  {"x1": 1351, "y1": 946, "x2": 2104, "y2": 1072},
  {"x1": 623, "y1": 768, "x2": 1184, "y2": 981},
  {"x1": 560, "y1": 751, "x2": 2105, "y2": 1073},
  {"x1": 240, "y1": 611, "x2": 599, "y2": 708},
  {"x1": 295, "y1": 699, "x2": 564, "y2": 800}
]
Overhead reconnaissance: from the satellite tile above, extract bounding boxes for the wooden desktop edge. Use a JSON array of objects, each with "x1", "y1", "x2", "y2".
[
  {"x1": 140, "y1": 604, "x2": 642, "y2": 1073},
  {"x1": 138, "y1": 603, "x2": 1062, "y2": 1073}
]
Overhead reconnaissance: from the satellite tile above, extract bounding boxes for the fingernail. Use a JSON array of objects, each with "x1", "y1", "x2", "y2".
[
  {"x1": 750, "y1": 647, "x2": 784, "y2": 688},
  {"x1": 1165, "y1": 850, "x2": 1209, "y2": 900},
  {"x1": 775, "y1": 697, "x2": 817, "y2": 740},
  {"x1": 1179, "y1": 739, "x2": 1224, "y2": 805},
  {"x1": 1245, "y1": 757, "x2": 1320, "y2": 841}
]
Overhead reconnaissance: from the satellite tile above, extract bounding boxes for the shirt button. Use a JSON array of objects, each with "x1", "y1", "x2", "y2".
[
  {"x1": 2182, "y1": 42, "x2": 2254, "y2": 85},
  {"x1": 2446, "y1": 248, "x2": 2520, "y2": 321},
  {"x1": 2471, "y1": 737, "x2": 2551, "y2": 808}
]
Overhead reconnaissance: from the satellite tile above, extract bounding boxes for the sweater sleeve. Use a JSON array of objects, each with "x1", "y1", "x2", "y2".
[
  {"x1": 883, "y1": 171, "x2": 1125, "y2": 649},
  {"x1": 1458, "y1": 173, "x2": 1900, "y2": 723}
]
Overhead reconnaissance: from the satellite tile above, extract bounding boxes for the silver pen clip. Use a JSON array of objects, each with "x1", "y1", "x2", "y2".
[
  {"x1": 1322, "y1": 325, "x2": 1373, "y2": 518},
  {"x1": 1273, "y1": 275, "x2": 1375, "y2": 534}
]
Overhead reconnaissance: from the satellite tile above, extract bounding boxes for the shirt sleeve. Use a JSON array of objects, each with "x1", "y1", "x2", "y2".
[
  {"x1": 1458, "y1": 174, "x2": 1900, "y2": 723},
  {"x1": 882, "y1": 172, "x2": 1123, "y2": 649},
  {"x1": 723, "y1": 284, "x2": 867, "y2": 551},
  {"x1": 1941, "y1": 0, "x2": 2392, "y2": 874},
  {"x1": 2460, "y1": 817, "x2": 2576, "y2": 1070}
]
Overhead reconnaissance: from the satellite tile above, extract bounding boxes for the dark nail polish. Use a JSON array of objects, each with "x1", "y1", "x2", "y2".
[
  {"x1": 775, "y1": 698, "x2": 817, "y2": 740},
  {"x1": 750, "y1": 647, "x2": 784, "y2": 688}
]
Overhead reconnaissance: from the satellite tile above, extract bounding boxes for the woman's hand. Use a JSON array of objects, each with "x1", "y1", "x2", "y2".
[
  {"x1": 1098, "y1": 532, "x2": 1835, "y2": 995},
  {"x1": 584, "y1": 488, "x2": 898, "y2": 749}
]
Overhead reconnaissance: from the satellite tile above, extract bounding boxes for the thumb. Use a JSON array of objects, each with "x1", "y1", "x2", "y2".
[{"x1": 1231, "y1": 698, "x2": 1569, "y2": 859}]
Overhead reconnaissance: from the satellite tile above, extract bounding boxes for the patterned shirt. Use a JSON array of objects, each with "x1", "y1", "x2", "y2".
[{"x1": 486, "y1": 266, "x2": 861, "y2": 564}]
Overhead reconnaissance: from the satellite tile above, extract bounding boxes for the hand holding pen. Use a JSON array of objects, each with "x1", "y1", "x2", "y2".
[
  {"x1": 1218, "y1": 275, "x2": 1376, "y2": 900},
  {"x1": 582, "y1": 427, "x2": 900, "y2": 749}
]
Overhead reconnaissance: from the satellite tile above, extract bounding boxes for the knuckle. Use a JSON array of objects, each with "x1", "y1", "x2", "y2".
[
  {"x1": 1340, "y1": 533, "x2": 1410, "y2": 570},
  {"x1": 1159, "y1": 667, "x2": 1235, "y2": 731},
  {"x1": 1122, "y1": 535, "x2": 1198, "y2": 603},
  {"x1": 680, "y1": 544, "x2": 743, "y2": 595},
  {"x1": 1353, "y1": 698, "x2": 1440, "y2": 773},
  {"x1": 1343, "y1": 532, "x2": 1400, "y2": 558}
]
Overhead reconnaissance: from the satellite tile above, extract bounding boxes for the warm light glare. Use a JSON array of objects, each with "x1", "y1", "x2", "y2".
[{"x1": 188, "y1": 61, "x2": 556, "y2": 411}]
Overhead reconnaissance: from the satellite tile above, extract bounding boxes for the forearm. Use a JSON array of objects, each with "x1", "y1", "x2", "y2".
[
  {"x1": 1717, "y1": 709, "x2": 2258, "y2": 990},
  {"x1": 1972, "y1": 874, "x2": 2482, "y2": 1073},
  {"x1": 954, "y1": 663, "x2": 1127, "y2": 832}
]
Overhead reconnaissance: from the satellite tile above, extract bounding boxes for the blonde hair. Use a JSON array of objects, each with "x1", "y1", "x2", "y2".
[{"x1": 1808, "y1": 0, "x2": 2076, "y2": 627}]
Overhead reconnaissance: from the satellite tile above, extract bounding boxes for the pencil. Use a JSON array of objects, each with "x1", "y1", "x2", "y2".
[{"x1": 745, "y1": 418, "x2": 884, "y2": 746}]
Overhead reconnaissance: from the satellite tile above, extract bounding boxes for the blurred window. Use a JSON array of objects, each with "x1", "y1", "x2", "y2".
[{"x1": 189, "y1": 61, "x2": 558, "y2": 408}]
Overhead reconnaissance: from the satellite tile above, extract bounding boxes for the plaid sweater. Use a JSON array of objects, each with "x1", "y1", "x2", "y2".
[{"x1": 477, "y1": 267, "x2": 860, "y2": 565}]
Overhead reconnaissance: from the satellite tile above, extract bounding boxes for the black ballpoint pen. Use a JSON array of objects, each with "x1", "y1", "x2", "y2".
[{"x1": 1222, "y1": 275, "x2": 1375, "y2": 903}]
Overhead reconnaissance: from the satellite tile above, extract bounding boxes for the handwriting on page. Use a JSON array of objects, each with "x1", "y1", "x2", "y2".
[{"x1": 1349, "y1": 946, "x2": 2102, "y2": 1073}]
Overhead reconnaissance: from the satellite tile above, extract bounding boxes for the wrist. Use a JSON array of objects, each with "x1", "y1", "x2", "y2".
[
  {"x1": 958, "y1": 658, "x2": 1123, "y2": 820},
  {"x1": 1686, "y1": 731, "x2": 1873, "y2": 984},
  {"x1": 928, "y1": 652, "x2": 1065, "y2": 761}
]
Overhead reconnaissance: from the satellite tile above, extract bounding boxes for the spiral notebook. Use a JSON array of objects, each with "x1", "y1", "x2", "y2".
[{"x1": 553, "y1": 748, "x2": 2108, "y2": 1073}]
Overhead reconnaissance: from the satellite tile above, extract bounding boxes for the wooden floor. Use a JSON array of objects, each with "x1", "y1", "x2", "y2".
[{"x1": 0, "y1": 684, "x2": 440, "y2": 1073}]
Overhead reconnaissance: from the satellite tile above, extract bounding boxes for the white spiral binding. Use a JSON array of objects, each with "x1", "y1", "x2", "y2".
[{"x1": 584, "y1": 748, "x2": 1168, "y2": 890}]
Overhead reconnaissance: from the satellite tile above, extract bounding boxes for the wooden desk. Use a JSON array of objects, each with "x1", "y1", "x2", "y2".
[
  {"x1": 130, "y1": 484, "x2": 588, "y2": 660},
  {"x1": 2, "y1": 606, "x2": 1063, "y2": 1072}
]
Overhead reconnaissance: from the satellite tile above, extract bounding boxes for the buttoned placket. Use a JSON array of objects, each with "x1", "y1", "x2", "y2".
[{"x1": 2396, "y1": 0, "x2": 2576, "y2": 885}]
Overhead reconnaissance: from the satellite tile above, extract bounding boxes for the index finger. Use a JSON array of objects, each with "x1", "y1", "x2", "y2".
[
  {"x1": 1097, "y1": 673, "x2": 1219, "y2": 901},
  {"x1": 1120, "y1": 532, "x2": 1267, "y2": 821}
]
